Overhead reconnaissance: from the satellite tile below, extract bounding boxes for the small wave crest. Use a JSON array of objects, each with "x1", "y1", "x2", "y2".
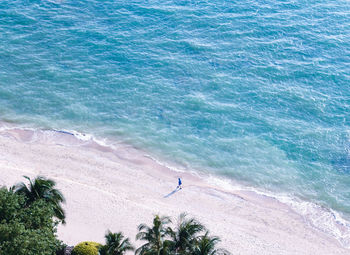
[
  {"x1": 206, "y1": 175, "x2": 350, "y2": 248},
  {"x1": 1, "y1": 122, "x2": 350, "y2": 248}
]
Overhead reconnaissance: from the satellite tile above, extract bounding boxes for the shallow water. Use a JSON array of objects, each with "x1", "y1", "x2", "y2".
[{"x1": 0, "y1": 0, "x2": 350, "y2": 226}]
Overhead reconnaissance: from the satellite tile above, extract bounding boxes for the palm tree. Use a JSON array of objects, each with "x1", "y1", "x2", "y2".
[
  {"x1": 135, "y1": 215, "x2": 173, "y2": 255},
  {"x1": 14, "y1": 176, "x2": 66, "y2": 223},
  {"x1": 99, "y1": 231, "x2": 134, "y2": 255},
  {"x1": 193, "y1": 232, "x2": 230, "y2": 255},
  {"x1": 168, "y1": 213, "x2": 205, "y2": 254}
]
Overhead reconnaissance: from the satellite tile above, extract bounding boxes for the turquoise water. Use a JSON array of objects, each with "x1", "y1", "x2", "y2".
[{"x1": 0, "y1": 0, "x2": 350, "y2": 217}]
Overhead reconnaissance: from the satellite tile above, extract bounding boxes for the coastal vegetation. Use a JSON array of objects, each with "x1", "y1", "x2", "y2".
[
  {"x1": 13, "y1": 176, "x2": 66, "y2": 223},
  {"x1": 72, "y1": 242, "x2": 101, "y2": 255},
  {"x1": 99, "y1": 232, "x2": 134, "y2": 255},
  {"x1": 0, "y1": 176, "x2": 230, "y2": 255},
  {"x1": 0, "y1": 186, "x2": 64, "y2": 255}
]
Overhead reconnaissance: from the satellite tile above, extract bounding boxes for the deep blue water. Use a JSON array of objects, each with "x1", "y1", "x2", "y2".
[{"x1": 0, "y1": 0, "x2": 350, "y2": 216}]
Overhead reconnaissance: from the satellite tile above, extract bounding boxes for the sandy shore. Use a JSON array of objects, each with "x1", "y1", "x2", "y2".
[{"x1": 0, "y1": 126, "x2": 348, "y2": 255}]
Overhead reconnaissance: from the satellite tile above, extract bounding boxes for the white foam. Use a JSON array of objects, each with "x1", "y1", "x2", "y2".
[
  {"x1": 1, "y1": 122, "x2": 350, "y2": 249},
  {"x1": 205, "y1": 174, "x2": 350, "y2": 248}
]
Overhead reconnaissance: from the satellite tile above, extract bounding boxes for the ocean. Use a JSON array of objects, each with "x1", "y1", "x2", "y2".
[{"x1": 0, "y1": 0, "x2": 350, "y2": 244}]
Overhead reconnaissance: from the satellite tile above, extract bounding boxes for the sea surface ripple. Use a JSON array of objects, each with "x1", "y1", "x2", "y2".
[{"x1": 0, "y1": 0, "x2": 350, "y2": 236}]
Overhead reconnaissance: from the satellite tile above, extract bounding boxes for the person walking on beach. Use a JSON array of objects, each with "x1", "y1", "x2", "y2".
[{"x1": 177, "y1": 177, "x2": 182, "y2": 189}]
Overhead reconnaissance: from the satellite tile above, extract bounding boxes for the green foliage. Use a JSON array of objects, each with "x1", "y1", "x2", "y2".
[
  {"x1": 0, "y1": 187, "x2": 63, "y2": 255},
  {"x1": 55, "y1": 244, "x2": 68, "y2": 255},
  {"x1": 135, "y1": 214, "x2": 230, "y2": 255},
  {"x1": 99, "y1": 231, "x2": 134, "y2": 255},
  {"x1": 136, "y1": 215, "x2": 173, "y2": 255},
  {"x1": 1, "y1": 177, "x2": 230, "y2": 255},
  {"x1": 72, "y1": 241, "x2": 102, "y2": 255},
  {"x1": 193, "y1": 231, "x2": 230, "y2": 255},
  {"x1": 168, "y1": 213, "x2": 205, "y2": 254},
  {"x1": 14, "y1": 176, "x2": 66, "y2": 223}
]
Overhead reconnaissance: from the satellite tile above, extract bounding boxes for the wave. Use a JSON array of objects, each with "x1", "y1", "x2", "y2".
[{"x1": 0, "y1": 120, "x2": 349, "y2": 248}]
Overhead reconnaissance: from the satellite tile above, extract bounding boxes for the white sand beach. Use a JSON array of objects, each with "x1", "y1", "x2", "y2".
[{"x1": 0, "y1": 126, "x2": 348, "y2": 255}]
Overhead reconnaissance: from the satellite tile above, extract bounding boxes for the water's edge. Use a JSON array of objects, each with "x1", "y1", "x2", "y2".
[{"x1": 0, "y1": 120, "x2": 349, "y2": 248}]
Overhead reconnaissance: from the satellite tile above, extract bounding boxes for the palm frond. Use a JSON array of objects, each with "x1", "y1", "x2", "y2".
[{"x1": 14, "y1": 176, "x2": 66, "y2": 223}]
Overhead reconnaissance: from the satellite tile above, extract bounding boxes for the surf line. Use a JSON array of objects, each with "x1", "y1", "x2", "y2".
[{"x1": 53, "y1": 129, "x2": 75, "y2": 136}]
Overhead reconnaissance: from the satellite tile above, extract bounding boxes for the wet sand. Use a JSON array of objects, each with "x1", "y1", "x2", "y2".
[{"x1": 0, "y1": 126, "x2": 348, "y2": 254}]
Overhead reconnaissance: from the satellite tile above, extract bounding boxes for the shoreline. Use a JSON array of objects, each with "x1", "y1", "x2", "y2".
[{"x1": 0, "y1": 122, "x2": 349, "y2": 254}]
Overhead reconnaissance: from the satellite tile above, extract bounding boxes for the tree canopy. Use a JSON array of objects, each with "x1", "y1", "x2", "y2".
[
  {"x1": 14, "y1": 176, "x2": 66, "y2": 223},
  {"x1": 0, "y1": 176, "x2": 230, "y2": 255},
  {"x1": 99, "y1": 231, "x2": 134, "y2": 255},
  {"x1": 0, "y1": 187, "x2": 63, "y2": 255}
]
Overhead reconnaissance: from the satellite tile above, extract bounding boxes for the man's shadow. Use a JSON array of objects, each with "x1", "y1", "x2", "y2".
[{"x1": 163, "y1": 187, "x2": 182, "y2": 198}]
